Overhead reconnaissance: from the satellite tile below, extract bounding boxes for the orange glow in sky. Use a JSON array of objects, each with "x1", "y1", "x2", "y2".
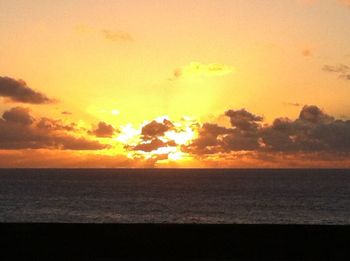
[{"x1": 0, "y1": 0, "x2": 350, "y2": 167}]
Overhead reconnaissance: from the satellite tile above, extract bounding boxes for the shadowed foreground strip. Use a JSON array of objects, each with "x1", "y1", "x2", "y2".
[{"x1": 0, "y1": 224, "x2": 349, "y2": 260}]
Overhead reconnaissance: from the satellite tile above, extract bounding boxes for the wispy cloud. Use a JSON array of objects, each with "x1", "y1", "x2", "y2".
[
  {"x1": 171, "y1": 62, "x2": 234, "y2": 80},
  {"x1": 102, "y1": 30, "x2": 133, "y2": 42},
  {"x1": 323, "y1": 64, "x2": 350, "y2": 80},
  {"x1": 75, "y1": 24, "x2": 133, "y2": 42},
  {"x1": 284, "y1": 102, "x2": 303, "y2": 107}
]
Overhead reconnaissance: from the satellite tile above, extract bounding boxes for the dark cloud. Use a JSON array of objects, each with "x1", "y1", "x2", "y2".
[
  {"x1": 259, "y1": 118, "x2": 296, "y2": 152},
  {"x1": 258, "y1": 105, "x2": 350, "y2": 153},
  {"x1": 2, "y1": 107, "x2": 33, "y2": 125},
  {"x1": 36, "y1": 117, "x2": 77, "y2": 132},
  {"x1": 322, "y1": 64, "x2": 350, "y2": 80},
  {"x1": 222, "y1": 131, "x2": 261, "y2": 151},
  {"x1": 225, "y1": 109, "x2": 263, "y2": 131},
  {"x1": 132, "y1": 138, "x2": 176, "y2": 152},
  {"x1": 141, "y1": 119, "x2": 174, "y2": 138},
  {"x1": 90, "y1": 121, "x2": 116, "y2": 138},
  {"x1": 127, "y1": 119, "x2": 177, "y2": 153},
  {"x1": 61, "y1": 111, "x2": 72, "y2": 115},
  {"x1": 220, "y1": 109, "x2": 263, "y2": 152},
  {"x1": 0, "y1": 107, "x2": 107, "y2": 150},
  {"x1": 183, "y1": 123, "x2": 232, "y2": 155},
  {"x1": 183, "y1": 114, "x2": 264, "y2": 155},
  {"x1": 298, "y1": 105, "x2": 334, "y2": 124},
  {"x1": 185, "y1": 105, "x2": 350, "y2": 155},
  {"x1": 102, "y1": 30, "x2": 133, "y2": 42},
  {"x1": 0, "y1": 76, "x2": 54, "y2": 104}
]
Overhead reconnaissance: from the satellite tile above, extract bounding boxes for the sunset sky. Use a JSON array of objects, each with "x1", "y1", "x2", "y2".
[{"x1": 1, "y1": 0, "x2": 350, "y2": 167}]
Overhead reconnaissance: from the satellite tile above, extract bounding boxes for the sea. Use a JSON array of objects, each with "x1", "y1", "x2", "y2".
[{"x1": 0, "y1": 169, "x2": 349, "y2": 224}]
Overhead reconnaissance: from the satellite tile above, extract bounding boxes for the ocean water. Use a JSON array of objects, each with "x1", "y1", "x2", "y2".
[{"x1": 0, "y1": 169, "x2": 349, "y2": 224}]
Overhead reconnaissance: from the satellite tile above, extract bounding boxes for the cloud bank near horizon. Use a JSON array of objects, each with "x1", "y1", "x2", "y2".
[
  {"x1": 0, "y1": 107, "x2": 107, "y2": 150},
  {"x1": 0, "y1": 104, "x2": 349, "y2": 167}
]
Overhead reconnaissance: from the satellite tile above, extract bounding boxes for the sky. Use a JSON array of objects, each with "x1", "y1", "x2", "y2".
[{"x1": 0, "y1": 0, "x2": 350, "y2": 167}]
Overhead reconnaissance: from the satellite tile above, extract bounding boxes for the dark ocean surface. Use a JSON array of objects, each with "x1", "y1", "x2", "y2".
[{"x1": 0, "y1": 169, "x2": 349, "y2": 224}]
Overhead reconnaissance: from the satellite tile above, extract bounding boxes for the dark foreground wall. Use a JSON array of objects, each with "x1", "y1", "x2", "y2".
[{"x1": 0, "y1": 224, "x2": 349, "y2": 260}]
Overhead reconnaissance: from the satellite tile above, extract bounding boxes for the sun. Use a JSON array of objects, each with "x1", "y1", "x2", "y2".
[{"x1": 116, "y1": 115, "x2": 198, "y2": 162}]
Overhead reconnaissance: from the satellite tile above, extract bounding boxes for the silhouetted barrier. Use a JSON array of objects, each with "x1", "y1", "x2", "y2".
[{"x1": 0, "y1": 223, "x2": 349, "y2": 260}]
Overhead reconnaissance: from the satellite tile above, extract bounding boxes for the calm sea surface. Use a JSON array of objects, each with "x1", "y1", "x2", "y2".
[{"x1": 0, "y1": 169, "x2": 349, "y2": 224}]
